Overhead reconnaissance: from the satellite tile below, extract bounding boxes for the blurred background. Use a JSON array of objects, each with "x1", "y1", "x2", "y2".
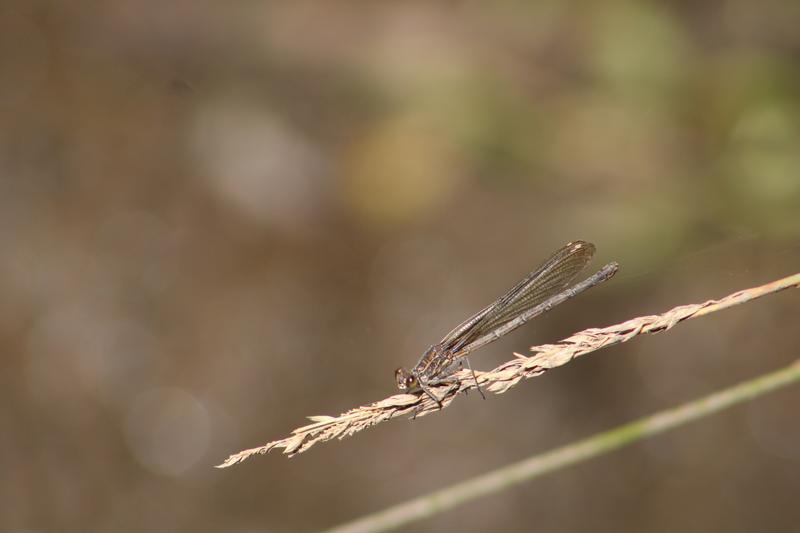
[{"x1": 2, "y1": 1, "x2": 799, "y2": 531}]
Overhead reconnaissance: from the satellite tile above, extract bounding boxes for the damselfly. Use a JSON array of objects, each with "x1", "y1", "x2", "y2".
[{"x1": 395, "y1": 241, "x2": 618, "y2": 405}]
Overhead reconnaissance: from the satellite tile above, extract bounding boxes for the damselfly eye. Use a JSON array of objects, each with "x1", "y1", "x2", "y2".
[{"x1": 395, "y1": 368, "x2": 412, "y2": 390}]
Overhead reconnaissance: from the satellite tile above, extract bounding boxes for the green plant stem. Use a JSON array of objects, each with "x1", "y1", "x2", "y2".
[{"x1": 326, "y1": 359, "x2": 800, "y2": 533}]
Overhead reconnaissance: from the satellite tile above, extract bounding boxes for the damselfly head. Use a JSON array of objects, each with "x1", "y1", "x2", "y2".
[{"x1": 395, "y1": 367, "x2": 417, "y2": 391}]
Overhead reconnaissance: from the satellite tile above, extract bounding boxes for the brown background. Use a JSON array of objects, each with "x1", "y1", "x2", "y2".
[{"x1": 2, "y1": 1, "x2": 799, "y2": 532}]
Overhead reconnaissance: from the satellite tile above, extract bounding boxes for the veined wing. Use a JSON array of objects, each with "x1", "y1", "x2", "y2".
[{"x1": 438, "y1": 241, "x2": 596, "y2": 355}]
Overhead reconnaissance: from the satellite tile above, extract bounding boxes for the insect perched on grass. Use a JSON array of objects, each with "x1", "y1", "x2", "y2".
[{"x1": 395, "y1": 241, "x2": 619, "y2": 406}]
